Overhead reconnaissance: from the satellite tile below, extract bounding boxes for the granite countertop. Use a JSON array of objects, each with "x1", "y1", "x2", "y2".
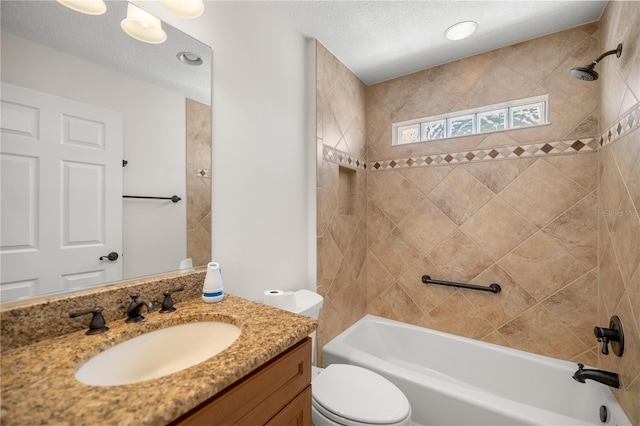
[{"x1": 0, "y1": 294, "x2": 317, "y2": 425}]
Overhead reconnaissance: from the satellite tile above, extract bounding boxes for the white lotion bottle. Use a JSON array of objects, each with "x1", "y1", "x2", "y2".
[{"x1": 202, "y1": 262, "x2": 224, "y2": 303}]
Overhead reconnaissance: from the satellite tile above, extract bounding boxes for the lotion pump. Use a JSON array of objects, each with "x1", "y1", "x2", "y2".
[{"x1": 202, "y1": 262, "x2": 224, "y2": 303}]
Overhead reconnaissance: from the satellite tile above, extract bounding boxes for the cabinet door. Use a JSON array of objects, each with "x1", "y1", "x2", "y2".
[
  {"x1": 174, "y1": 338, "x2": 311, "y2": 426},
  {"x1": 265, "y1": 386, "x2": 311, "y2": 426}
]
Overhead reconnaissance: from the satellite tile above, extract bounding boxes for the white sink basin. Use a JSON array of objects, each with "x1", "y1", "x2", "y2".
[{"x1": 75, "y1": 321, "x2": 241, "y2": 386}]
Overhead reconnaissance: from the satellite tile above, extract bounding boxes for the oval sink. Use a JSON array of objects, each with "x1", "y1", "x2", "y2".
[{"x1": 75, "y1": 321, "x2": 241, "y2": 386}]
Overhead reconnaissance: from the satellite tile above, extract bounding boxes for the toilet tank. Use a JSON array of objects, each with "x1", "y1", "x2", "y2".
[{"x1": 291, "y1": 289, "x2": 323, "y2": 319}]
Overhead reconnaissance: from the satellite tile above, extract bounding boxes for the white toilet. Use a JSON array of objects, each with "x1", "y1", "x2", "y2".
[{"x1": 285, "y1": 290, "x2": 412, "y2": 426}]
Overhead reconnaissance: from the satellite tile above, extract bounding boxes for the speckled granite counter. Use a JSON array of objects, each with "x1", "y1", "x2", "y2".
[{"x1": 1, "y1": 291, "x2": 316, "y2": 425}]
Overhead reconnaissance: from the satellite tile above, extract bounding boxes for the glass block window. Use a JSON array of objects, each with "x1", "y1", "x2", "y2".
[
  {"x1": 448, "y1": 114, "x2": 475, "y2": 137},
  {"x1": 421, "y1": 120, "x2": 446, "y2": 141},
  {"x1": 392, "y1": 95, "x2": 548, "y2": 145},
  {"x1": 397, "y1": 124, "x2": 420, "y2": 144},
  {"x1": 511, "y1": 102, "x2": 545, "y2": 128},
  {"x1": 478, "y1": 109, "x2": 507, "y2": 132}
]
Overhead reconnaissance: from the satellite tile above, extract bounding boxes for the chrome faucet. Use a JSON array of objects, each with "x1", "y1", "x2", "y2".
[
  {"x1": 125, "y1": 293, "x2": 156, "y2": 323},
  {"x1": 572, "y1": 363, "x2": 620, "y2": 388}
]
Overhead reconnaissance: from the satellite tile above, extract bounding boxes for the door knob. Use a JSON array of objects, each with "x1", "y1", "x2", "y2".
[{"x1": 99, "y1": 252, "x2": 119, "y2": 261}]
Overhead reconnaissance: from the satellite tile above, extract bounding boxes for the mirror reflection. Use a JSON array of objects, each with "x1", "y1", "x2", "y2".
[{"x1": 0, "y1": 1, "x2": 212, "y2": 303}]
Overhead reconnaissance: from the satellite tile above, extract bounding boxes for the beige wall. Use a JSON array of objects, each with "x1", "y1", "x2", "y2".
[
  {"x1": 365, "y1": 23, "x2": 600, "y2": 365},
  {"x1": 598, "y1": 1, "x2": 640, "y2": 422}
]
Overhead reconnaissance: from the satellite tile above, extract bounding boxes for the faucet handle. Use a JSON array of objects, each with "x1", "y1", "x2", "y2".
[
  {"x1": 160, "y1": 286, "x2": 185, "y2": 313},
  {"x1": 594, "y1": 315, "x2": 625, "y2": 356},
  {"x1": 70, "y1": 306, "x2": 109, "y2": 335}
]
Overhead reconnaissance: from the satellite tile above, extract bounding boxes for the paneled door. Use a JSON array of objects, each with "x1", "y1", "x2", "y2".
[{"x1": 1, "y1": 82, "x2": 123, "y2": 301}]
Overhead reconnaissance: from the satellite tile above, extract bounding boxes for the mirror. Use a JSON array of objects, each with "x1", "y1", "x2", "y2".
[{"x1": 0, "y1": 1, "x2": 212, "y2": 303}]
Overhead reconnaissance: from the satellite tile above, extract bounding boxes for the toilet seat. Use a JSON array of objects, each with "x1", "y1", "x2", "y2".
[{"x1": 312, "y1": 364, "x2": 411, "y2": 426}]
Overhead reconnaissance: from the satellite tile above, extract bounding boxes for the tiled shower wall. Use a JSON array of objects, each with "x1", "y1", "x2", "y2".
[
  {"x1": 186, "y1": 98, "x2": 212, "y2": 268},
  {"x1": 316, "y1": 7, "x2": 640, "y2": 422},
  {"x1": 316, "y1": 42, "x2": 368, "y2": 365},
  {"x1": 598, "y1": 1, "x2": 640, "y2": 422},
  {"x1": 365, "y1": 23, "x2": 602, "y2": 365}
]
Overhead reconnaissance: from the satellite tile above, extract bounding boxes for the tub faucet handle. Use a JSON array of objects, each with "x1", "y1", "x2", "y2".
[{"x1": 594, "y1": 315, "x2": 624, "y2": 356}]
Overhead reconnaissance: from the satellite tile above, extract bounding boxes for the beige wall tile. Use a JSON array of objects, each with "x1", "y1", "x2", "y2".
[
  {"x1": 397, "y1": 257, "x2": 455, "y2": 313},
  {"x1": 368, "y1": 171, "x2": 423, "y2": 224},
  {"x1": 426, "y1": 230, "x2": 494, "y2": 283},
  {"x1": 501, "y1": 159, "x2": 588, "y2": 228},
  {"x1": 369, "y1": 283, "x2": 424, "y2": 325},
  {"x1": 609, "y1": 195, "x2": 640, "y2": 285},
  {"x1": 462, "y1": 158, "x2": 535, "y2": 194},
  {"x1": 427, "y1": 167, "x2": 494, "y2": 226},
  {"x1": 544, "y1": 153, "x2": 599, "y2": 192},
  {"x1": 499, "y1": 232, "x2": 588, "y2": 301},
  {"x1": 366, "y1": 251, "x2": 395, "y2": 302},
  {"x1": 460, "y1": 197, "x2": 538, "y2": 261},
  {"x1": 370, "y1": 227, "x2": 422, "y2": 279},
  {"x1": 542, "y1": 272, "x2": 598, "y2": 347},
  {"x1": 465, "y1": 264, "x2": 537, "y2": 329},
  {"x1": 399, "y1": 165, "x2": 453, "y2": 196},
  {"x1": 397, "y1": 199, "x2": 457, "y2": 255},
  {"x1": 499, "y1": 305, "x2": 590, "y2": 359},
  {"x1": 542, "y1": 191, "x2": 598, "y2": 270},
  {"x1": 418, "y1": 292, "x2": 493, "y2": 340}
]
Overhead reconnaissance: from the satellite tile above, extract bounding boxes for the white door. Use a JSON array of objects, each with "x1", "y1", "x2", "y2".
[{"x1": 1, "y1": 82, "x2": 123, "y2": 301}]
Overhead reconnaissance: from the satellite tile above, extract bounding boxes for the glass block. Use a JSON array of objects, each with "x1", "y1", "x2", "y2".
[
  {"x1": 478, "y1": 109, "x2": 506, "y2": 133},
  {"x1": 511, "y1": 102, "x2": 544, "y2": 128},
  {"x1": 397, "y1": 124, "x2": 421, "y2": 144},
  {"x1": 448, "y1": 114, "x2": 474, "y2": 137},
  {"x1": 421, "y1": 120, "x2": 446, "y2": 140}
]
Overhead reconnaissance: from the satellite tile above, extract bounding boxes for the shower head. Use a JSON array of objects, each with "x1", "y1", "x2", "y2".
[
  {"x1": 571, "y1": 63, "x2": 599, "y2": 81},
  {"x1": 570, "y1": 43, "x2": 622, "y2": 81}
]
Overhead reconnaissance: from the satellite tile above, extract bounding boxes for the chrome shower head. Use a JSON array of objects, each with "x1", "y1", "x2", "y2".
[{"x1": 570, "y1": 43, "x2": 622, "y2": 81}]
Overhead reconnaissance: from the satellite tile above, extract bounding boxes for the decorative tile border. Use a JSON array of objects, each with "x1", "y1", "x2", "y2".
[
  {"x1": 322, "y1": 145, "x2": 367, "y2": 170},
  {"x1": 600, "y1": 103, "x2": 640, "y2": 149},
  {"x1": 322, "y1": 102, "x2": 639, "y2": 171},
  {"x1": 367, "y1": 138, "x2": 598, "y2": 171}
]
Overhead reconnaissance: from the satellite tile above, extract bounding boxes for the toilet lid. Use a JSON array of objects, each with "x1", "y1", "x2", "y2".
[{"x1": 312, "y1": 364, "x2": 410, "y2": 424}]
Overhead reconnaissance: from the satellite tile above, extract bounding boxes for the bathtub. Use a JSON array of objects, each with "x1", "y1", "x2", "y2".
[{"x1": 323, "y1": 315, "x2": 631, "y2": 426}]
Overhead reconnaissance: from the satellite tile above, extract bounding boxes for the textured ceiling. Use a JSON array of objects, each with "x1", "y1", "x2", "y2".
[
  {"x1": 268, "y1": 1, "x2": 607, "y2": 85},
  {"x1": 1, "y1": 0, "x2": 211, "y2": 105}
]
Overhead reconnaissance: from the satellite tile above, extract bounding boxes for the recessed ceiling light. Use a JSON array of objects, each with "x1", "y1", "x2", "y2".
[
  {"x1": 177, "y1": 52, "x2": 203, "y2": 66},
  {"x1": 445, "y1": 21, "x2": 478, "y2": 41}
]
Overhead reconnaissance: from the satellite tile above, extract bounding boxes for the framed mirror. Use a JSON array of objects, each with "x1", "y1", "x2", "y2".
[{"x1": 0, "y1": 1, "x2": 212, "y2": 303}]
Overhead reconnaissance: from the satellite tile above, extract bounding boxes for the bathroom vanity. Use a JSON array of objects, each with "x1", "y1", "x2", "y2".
[{"x1": 0, "y1": 271, "x2": 316, "y2": 425}]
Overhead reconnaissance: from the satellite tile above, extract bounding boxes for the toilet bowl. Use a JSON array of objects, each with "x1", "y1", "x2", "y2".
[
  {"x1": 271, "y1": 290, "x2": 412, "y2": 425},
  {"x1": 311, "y1": 364, "x2": 412, "y2": 426}
]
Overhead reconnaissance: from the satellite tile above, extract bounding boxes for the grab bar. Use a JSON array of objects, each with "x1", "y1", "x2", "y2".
[
  {"x1": 421, "y1": 275, "x2": 501, "y2": 293},
  {"x1": 123, "y1": 195, "x2": 181, "y2": 203}
]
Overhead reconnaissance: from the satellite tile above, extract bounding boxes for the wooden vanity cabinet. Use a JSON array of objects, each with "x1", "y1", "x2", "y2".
[{"x1": 173, "y1": 337, "x2": 312, "y2": 426}]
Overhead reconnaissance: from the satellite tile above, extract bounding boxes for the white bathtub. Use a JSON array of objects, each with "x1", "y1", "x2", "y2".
[{"x1": 323, "y1": 315, "x2": 631, "y2": 426}]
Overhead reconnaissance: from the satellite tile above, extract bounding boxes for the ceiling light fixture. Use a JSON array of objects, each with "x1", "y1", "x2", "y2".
[
  {"x1": 159, "y1": 0, "x2": 205, "y2": 18},
  {"x1": 121, "y1": 3, "x2": 167, "y2": 44},
  {"x1": 177, "y1": 52, "x2": 203, "y2": 66},
  {"x1": 445, "y1": 21, "x2": 478, "y2": 41},
  {"x1": 56, "y1": 0, "x2": 107, "y2": 15}
]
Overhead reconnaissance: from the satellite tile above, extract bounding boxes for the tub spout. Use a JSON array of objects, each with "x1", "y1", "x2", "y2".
[{"x1": 572, "y1": 363, "x2": 619, "y2": 388}]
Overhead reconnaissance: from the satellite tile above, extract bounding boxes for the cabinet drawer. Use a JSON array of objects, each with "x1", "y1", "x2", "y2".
[{"x1": 174, "y1": 337, "x2": 311, "y2": 426}]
